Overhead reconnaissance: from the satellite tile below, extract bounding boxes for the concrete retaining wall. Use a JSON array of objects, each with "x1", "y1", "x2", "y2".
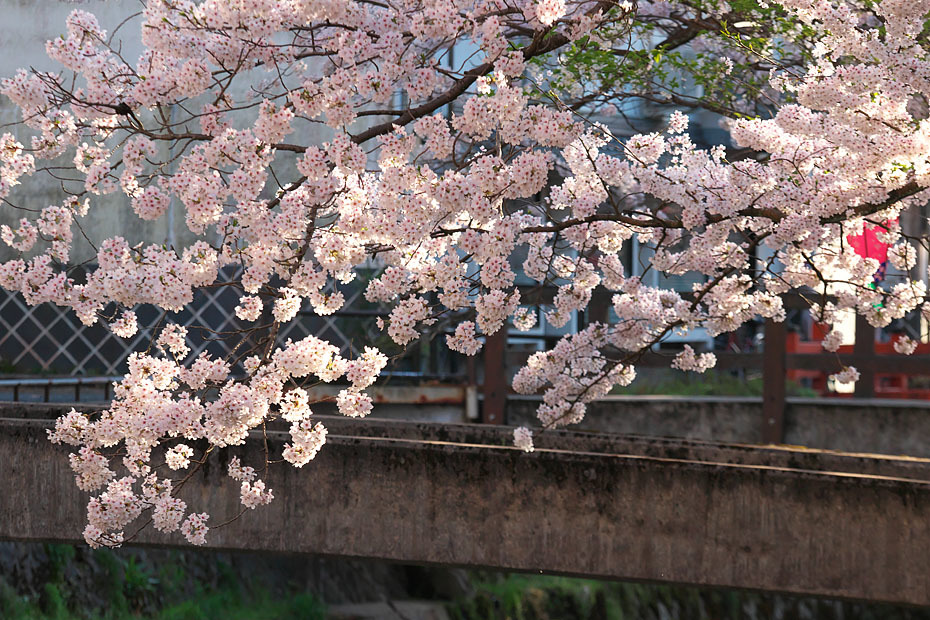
[
  {"x1": 3, "y1": 413, "x2": 930, "y2": 604},
  {"x1": 508, "y1": 395, "x2": 930, "y2": 457}
]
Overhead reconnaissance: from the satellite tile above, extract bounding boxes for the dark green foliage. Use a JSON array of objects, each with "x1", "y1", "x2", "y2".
[
  {"x1": 5, "y1": 544, "x2": 930, "y2": 619},
  {"x1": 156, "y1": 590, "x2": 325, "y2": 620},
  {"x1": 39, "y1": 583, "x2": 68, "y2": 620},
  {"x1": 446, "y1": 573, "x2": 930, "y2": 620},
  {"x1": 0, "y1": 544, "x2": 326, "y2": 620}
]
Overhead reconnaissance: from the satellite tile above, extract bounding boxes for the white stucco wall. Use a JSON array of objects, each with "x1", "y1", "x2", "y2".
[
  {"x1": 0, "y1": 1, "x2": 180, "y2": 263},
  {"x1": 0, "y1": 1, "x2": 338, "y2": 263}
]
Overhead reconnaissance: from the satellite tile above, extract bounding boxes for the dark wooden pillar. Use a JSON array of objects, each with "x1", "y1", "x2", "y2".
[
  {"x1": 482, "y1": 327, "x2": 507, "y2": 424},
  {"x1": 762, "y1": 319, "x2": 786, "y2": 444},
  {"x1": 853, "y1": 314, "x2": 876, "y2": 398}
]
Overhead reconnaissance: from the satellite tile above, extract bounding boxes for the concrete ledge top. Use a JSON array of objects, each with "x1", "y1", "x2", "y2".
[
  {"x1": 5, "y1": 392, "x2": 930, "y2": 410},
  {"x1": 508, "y1": 393, "x2": 930, "y2": 408},
  {"x1": 5, "y1": 407, "x2": 930, "y2": 474}
]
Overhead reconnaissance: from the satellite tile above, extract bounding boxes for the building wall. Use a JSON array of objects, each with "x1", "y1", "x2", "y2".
[
  {"x1": 0, "y1": 1, "x2": 165, "y2": 263},
  {"x1": 0, "y1": 1, "x2": 336, "y2": 264}
]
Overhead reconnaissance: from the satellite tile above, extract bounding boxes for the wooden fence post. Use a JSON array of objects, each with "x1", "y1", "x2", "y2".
[
  {"x1": 482, "y1": 327, "x2": 507, "y2": 424},
  {"x1": 854, "y1": 314, "x2": 876, "y2": 398},
  {"x1": 762, "y1": 319, "x2": 786, "y2": 444}
]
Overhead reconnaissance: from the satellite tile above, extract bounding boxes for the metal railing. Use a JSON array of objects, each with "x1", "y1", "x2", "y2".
[
  {"x1": 0, "y1": 368, "x2": 471, "y2": 404},
  {"x1": 0, "y1": 265, "x2": 466, "y2": 380},
  {"x1": 0, "y1": 376, "x2": 120, "y2": 403}
]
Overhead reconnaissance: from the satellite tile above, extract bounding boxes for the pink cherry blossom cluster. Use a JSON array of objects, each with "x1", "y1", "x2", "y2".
[{"x1": 6, "y1": 0, "x2": 930, "y2": 546}]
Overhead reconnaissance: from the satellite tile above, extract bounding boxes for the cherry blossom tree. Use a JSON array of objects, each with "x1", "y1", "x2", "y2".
[{"x1": 2, "y1": 0, "x2": 930, "y2": 546}]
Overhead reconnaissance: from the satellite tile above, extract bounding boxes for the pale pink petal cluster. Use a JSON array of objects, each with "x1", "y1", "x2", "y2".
[
  {"x1": 513, "y1": 427, "x2": 535, "y2": 452},
  {"x1": 1, "y1": 0, "x2": 928, "y2": 548}
]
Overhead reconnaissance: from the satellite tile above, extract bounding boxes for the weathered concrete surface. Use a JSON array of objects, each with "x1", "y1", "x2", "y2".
[
  {"x1": 3, "y1": 415, "x2": 930, "y2": 605},
  {"x1": 11, "y1": 395, "x2": 930, "y2": 457},
  {"x1": 0, "y1": 387, "x2": 469, "y2": 423},
  {"x1": 509, "y1": 395, "x2": 930, "y2": 457}
]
